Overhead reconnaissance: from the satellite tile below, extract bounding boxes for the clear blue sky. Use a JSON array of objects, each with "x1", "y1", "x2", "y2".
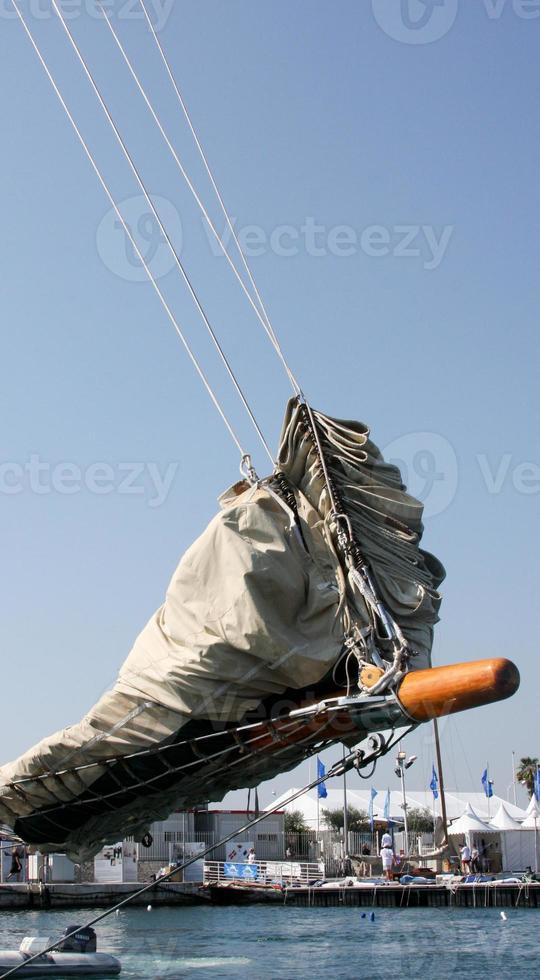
[{"x1": 1, "y1": 1, "x2": 538, "y2": 813}]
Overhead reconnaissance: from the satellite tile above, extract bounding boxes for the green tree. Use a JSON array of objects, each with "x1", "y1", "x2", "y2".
[
  {"x1": 321, "y1": 806, "x2": 369, "y2": 832},
  {"x1": 516, "y1": 757, "x2": 539, "y2": 797},
  {"x1": 284, "y1": 809, "x2": 309, "y2": 834},
  {"x1": 407, "y1": 806, "x2": 435, "y2": 834}
]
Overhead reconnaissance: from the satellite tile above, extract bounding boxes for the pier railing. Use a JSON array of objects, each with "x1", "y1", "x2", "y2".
[{"x1": 203, "y1": 859, "x2": 323, "y2": 886}]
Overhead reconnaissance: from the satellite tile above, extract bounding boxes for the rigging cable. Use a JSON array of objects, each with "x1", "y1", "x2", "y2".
[
  {"x1": 9, "y1": 0, "x2": 251, "y2": 463},
  {"x1": 137, "y1": 0, "x2": 304, "y2": 399},
  {"x1": 97, "y1": 0, "x2": 303, "y2": 400},
  {"x1": 52, "y1": 0, "x2": 275, "y2": 468}
]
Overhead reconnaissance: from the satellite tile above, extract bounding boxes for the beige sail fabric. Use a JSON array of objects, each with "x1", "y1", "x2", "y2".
[
  {"x1": 277, "y1": 401, "x2": 445, "y2": 666},
  {"x1": 0, "y1": 481, "x2": 347, "y2": 845},
  {"x1": 0, "y1": 401, "x2": 444, "y2": 858}
]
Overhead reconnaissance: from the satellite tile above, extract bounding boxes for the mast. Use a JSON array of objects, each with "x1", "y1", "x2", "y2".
[
  {"x1": 433, "y1": 718, "x2": 448, "y2": 844},
  {"x1": 511, "y1": 750, "x2": 517, "y2": 805},
  {"x1": 342, "y1": 745, "x2": 349, "y2": 861}
]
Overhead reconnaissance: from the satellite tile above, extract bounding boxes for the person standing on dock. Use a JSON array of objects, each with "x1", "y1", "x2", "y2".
[
  {"x1": 247, "y1": 848, "x2": 256, "y2": 864},
  {"x1": 380, "y1": 834, "x2": 394, "y2": 881},
  {"x1": 7, "y1": 849, "x2": 22, "y2": 882},
  {"x1": 460, "y1": 843, "x2": 471, "y2": 874},
  {"x1": 359, "y1": 842, "x2": 371, "y2": 877}
]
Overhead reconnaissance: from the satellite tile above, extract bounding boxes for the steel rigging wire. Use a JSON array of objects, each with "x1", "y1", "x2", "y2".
[
  {"x1": 9, "y1": 0, "x2": 257, "y2": 464},
  {"x1": 98, "y1": 0, "x2": 303, "y2": 400},
  {"x1": 136, "y1": 0, "x2": 304, "y2": 399},
  {"x1": 50, "y1": 0, "x2": 277, "y2": 468},
  {"x1": 14, "y1": 0, "x2": 278, "y2": 471}
]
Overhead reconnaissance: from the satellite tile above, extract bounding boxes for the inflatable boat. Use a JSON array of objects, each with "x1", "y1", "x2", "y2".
[{"x1": 0, "y1": 926, "x2": 121, "y2": 976}]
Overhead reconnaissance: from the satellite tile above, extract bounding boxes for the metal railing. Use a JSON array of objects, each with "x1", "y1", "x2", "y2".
[{"x1": 204, "y1": 859, "x2": 323, "y2": 886}]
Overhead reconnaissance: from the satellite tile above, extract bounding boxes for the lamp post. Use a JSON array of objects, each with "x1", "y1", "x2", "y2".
[
  {"x1": 535, "y1": 763, "x2": 539, "y2": 875},
  {"x1": 395, "y1": 746, "x2": 417, "y2": 857},
  {"x1": 343, "y1": 745, "x2": 349, "y2": 863}
]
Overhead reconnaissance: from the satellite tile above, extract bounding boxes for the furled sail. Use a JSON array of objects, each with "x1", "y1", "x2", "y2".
[{"x1": 0, "y1": 400, "x2": 447, "y2": 859}]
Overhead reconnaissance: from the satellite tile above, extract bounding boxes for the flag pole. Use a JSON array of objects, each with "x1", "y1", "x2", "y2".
[
  {"x1": 511, "y1": 750, "x2": 517, "y2": 806},
  {"x1": 432, "y1": 776, "x2": 437, "y2": 840},
  {"x1": 343, "y1": 745, "x2": 349, "y2": 860},
  {"x1": 535, "y1": 763, "x2": 539, "y2": 875},
  {"x1": 487, "y1": 761, "x2": 491, "y2": 819}
]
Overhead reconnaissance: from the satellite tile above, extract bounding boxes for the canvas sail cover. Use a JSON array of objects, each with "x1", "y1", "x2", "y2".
[{"x1": 0, "y1": 401, "x2": 444, "y2": 859}]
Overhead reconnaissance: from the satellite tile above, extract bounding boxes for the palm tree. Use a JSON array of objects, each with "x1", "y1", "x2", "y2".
[{"x1": 516, "y1": 757, "x2": 539, "y2": 797}]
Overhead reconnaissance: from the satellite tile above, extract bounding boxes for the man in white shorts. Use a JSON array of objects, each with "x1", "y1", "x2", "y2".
[{"x1": 380, "y1": 832, "x2": 394, "y2": 881}]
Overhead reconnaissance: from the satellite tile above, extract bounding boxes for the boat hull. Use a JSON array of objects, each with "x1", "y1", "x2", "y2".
[{"x1": 0, "y1": 952, "x2": 121, "y2": 976}]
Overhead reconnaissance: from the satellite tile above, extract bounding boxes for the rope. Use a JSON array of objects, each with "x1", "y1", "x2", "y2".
[
  {"x1": 9, "y1": 1, "x2": 251, "y2": 462},
  {"x1": 0, "y1": 751, "x2": 359, "y2": 979},
  {"x1": 2, "y1": 716, "x2": 312, "y2": 820},
  {"x1": 137, "y1": 0, "x2": 304, "y2": 399},
  {"x1": 0, "y1": 710, "x2": 306, "y2": 791},
  {"x1": 97, "y1": 2, "x2": 302, "y2": 401},
  {"x1": 51, "y1": 0, "x2": 275, "y2": 468}
]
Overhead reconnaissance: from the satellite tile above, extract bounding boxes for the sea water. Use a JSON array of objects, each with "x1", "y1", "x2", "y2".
[{"x1": 0, "y1": 905, "x2": 537, "y2": 978}]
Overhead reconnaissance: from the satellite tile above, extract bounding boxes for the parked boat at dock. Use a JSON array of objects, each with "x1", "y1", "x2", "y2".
[{"x1": 0, "y1": 926, "x2": 121, "y2": 976}]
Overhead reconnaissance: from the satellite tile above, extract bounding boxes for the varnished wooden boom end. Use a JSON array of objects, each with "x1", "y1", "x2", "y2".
[{"x1": 397, "y1": 658, "x2": 520, "y2": 722}]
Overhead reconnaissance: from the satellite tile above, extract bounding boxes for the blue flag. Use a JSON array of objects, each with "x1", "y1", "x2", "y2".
[
  {"x1": 481, "y1": 768, "x2": 494, "y2": 798},
  {"x1": 534, "y1": 768, "x2": 540, "y2": 803},
  {"x1": 317, "y1": 758, "x2": 328, "y2": 798},
  {"x1": 369, "y1": 787, "x2": 378, "y2": 831},
  {"x1": 430, "y1": 764, "x2": 439, "y2": 800},
  {"x1": 383, "y1": 789, "x2": 390, "y2": 822}
]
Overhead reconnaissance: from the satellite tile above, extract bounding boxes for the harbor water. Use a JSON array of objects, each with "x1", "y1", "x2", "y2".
[{"x1": 0, "y1": 905, "x2": 537, "y2": 979}]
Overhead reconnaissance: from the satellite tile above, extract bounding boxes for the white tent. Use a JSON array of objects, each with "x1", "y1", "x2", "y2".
[
  {"x1": 491, "y1": 802, "x2": 537, "y2": 870},
  {"x1": 447, "y1": 804, "x2": 496, "y2": 836},
  {"x1": 523, "y1": 795, "x2": 540, "y2": 819},
  {"x1": 520, "y1": 810, "x2": 540, "y2": 829},
  {"x1": 490, "y1": 802, "x2": 523, "y2": 831},
  {"x1": 264, "y1": 788, "x2": 525, "y2": 829}
]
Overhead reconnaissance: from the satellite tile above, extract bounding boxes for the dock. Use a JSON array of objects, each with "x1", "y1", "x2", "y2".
[
  {"x1": 282, "y1": 882, "x2": 540, "y2": 908},
  {"x1": 1, "y1": 880, "x2": 539, "y2": 911},
  {"x1": 0, "y1": 882, "x2": 209, "y2": 910},
  {"x1": 208, "y1": 881, "x2": 540, "y2": 908}
]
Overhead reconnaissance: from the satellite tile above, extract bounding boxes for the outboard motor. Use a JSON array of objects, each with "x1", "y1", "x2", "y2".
[{"x1": 57, "y1": 926, "x2": 97, "y2": 953}]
